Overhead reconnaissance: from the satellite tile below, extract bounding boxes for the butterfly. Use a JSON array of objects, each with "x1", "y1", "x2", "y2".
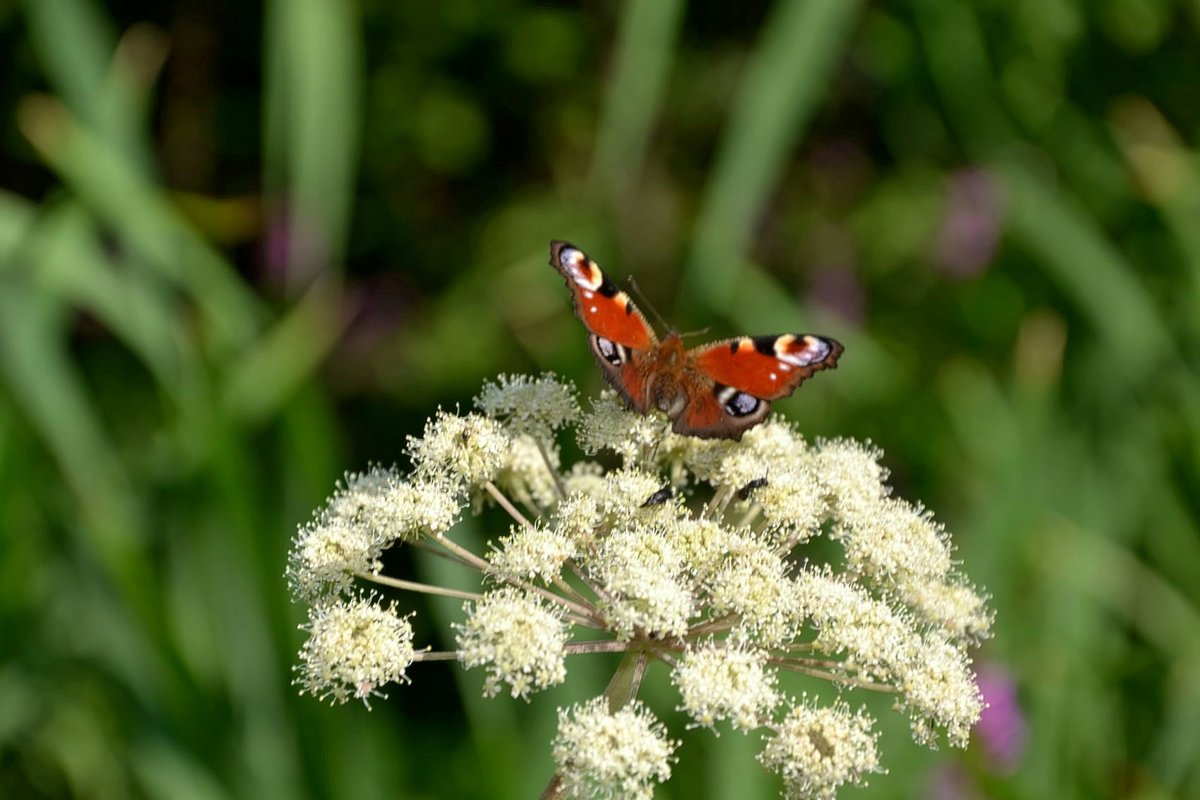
[{"x1": 550, "y1": 241, "x2": 843, "y2": 441}]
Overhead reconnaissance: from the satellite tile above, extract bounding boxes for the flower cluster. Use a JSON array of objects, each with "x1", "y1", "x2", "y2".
[{"x1": 288, "y1": 374, "x2": 991, "y2": 799}]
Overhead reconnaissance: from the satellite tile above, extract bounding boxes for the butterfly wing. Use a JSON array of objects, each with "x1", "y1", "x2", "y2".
[
  {"x1": 675, "y1": 334, "x2": 843, "y2": 440},
  {"x1": 549, "y1": 241, "x2": 657, "y2": 411}
]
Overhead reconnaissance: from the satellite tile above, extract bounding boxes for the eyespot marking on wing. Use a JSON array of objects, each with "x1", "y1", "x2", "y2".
[
  {"x1": 550, "y1": 241, "x2": 657, "y2": 351},
  {"x1": 750, "y1": 333, "x2": 834, "y2": 367}
]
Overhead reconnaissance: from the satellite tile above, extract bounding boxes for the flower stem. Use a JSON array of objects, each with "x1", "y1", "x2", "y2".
[
  {"x1": 563, "y1": 640, "x2": 633, "y2": 656},
  {"x1": 603, "y1": 649, "x2": 649, "y2": 712},
  {"x1": 357, "y1": 572, "x2": 483, "y2": 602},
  {"x1": 410, "y1": 650, "x2": 460, "y2": 662},
  {"x1": 484, "y1": 480, "x2": 534, "y2": 529},
  {"x1": 534, "y1": 436, "x2": 568, "y2": 501}
]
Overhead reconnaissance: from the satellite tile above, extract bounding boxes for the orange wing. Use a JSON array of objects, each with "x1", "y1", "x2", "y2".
[
  {"x1": 669, "y1": 334, "x2": 842, "y2": 440},
  {"x1": 692, "y1": 334, "x2": 842, "y2": 400},
  {"x1": 549, "y1": 241, "x2": 655, "y2": 350}
]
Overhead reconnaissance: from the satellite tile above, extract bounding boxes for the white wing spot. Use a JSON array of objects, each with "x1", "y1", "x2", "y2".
[
  {"x1": 583, "y1": 290, "x2": 594, "y2": 299},
  {"x1": 589, "y1": 305, "x2": 598, "y2": 314},
  {"x1": 779, "y1": 363, "x2": 792, "y2": 372},
  {"x1": 769, "y1": 372, "x2": 777, "y2": 381}
]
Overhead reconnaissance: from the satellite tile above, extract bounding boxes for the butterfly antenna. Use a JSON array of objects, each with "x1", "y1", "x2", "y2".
[
  {"x1": 678, "y1": 325, "x2": 712, "y2": 341},
  {"x1": 627, "y1": 275, "x2": 672, "y2": 334}
]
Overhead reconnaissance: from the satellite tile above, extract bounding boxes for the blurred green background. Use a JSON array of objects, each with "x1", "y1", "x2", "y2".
[{"x1": 2, "y1": 0, "x2": 1199, "y2": 797}]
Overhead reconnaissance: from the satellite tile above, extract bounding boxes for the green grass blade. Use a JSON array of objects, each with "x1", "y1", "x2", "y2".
[
  {"x1": 588, "y1": 0, "x2": 685, "y2": 202},
  {"x1": 18, "y1": 97, "x2": 261, "y2": 356},
  {"x1": 684, "y1": 0, "x2": 866, "y2": 310},
  {"x1": 0, "y1": 281, "x2": 151, "y2": 602},
  {"x1": 222, "y1": 280, "x2": 345, "y2": 425},
  {"x1": 263, "y1": 0, "x2": 362, "y2": 287},
  {"x1": 999, "y1": 161, "x2": 1175, "y2": 371}
]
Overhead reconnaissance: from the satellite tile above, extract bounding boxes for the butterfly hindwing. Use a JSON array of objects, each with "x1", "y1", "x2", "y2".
[
  {"x1": 671, "y1": 387, "x2": 753, "y2": 439},
  {"x1": 672, "y1": 334, "x2": 843, "y2": 440}
]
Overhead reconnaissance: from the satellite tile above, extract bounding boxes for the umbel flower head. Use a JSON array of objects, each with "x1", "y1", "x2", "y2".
[{"x1": 287, "y1": 373, "x2": 992, "y2": 799}]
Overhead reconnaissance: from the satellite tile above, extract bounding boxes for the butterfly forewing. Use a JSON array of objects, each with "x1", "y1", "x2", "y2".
[
  {"x1": 692, "y1": 334, "x2": 843, "y2": 400},
  {"x1": 549, "y1": 241, "x2": 656, "y2": 350}
]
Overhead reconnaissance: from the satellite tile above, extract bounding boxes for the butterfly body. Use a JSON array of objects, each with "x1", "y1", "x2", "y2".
[{"x1": 550, "y1": 241, "x2": 842, "y2": 440}]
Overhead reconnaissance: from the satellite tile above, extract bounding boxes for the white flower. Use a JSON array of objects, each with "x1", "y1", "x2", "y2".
[
  {"x1": 668, "y1": 517, "x2": 738, "y2": 580},
  {"x1": 407, "y1": 410, "x2": 510, "y2": 488},
  {"x1": 487, "y1": 523, "x2": 576, "y2": 584},
  {"x1": 455, "y1": 587, "x2": 569, "y2": 699},
  {"x1": 494, "y1": 433, "x2": 561, "y2": 509},
  {"x1": 707, "y1": 535, "x2": 799, "y2": 646},
  {"x1": 812, "y1": 438, "x2": 889, "y2": 519},
  {"x1": 897, "y1": 575, "x2": 993, "y2": 641},
  {"x1": 674, "y1": 642, "x2": 779, "y2": 731},
  {"x1": 287, "y1": 470, "x2": 460, "y2": 601},
  {"x1": 795, "y1": 566, "x2": 917, "y2": 683},
  {"x1": 749, "y1": 464, "x2": 826, "y2": 539},
  {"x1": 294, "y1": 593, "x2": 415, "y2": 707},
  {"x1": 290, "y1": 372, "x2": 993, "y2": 796},
  {"x1": 593, "y1": 526, "x2": 695, "y2": 639},
  {"x1": 552, "y1": 467, "x2": 669, "y2": 548},
  {"x1": 832, "y1": 496, "x2": 952, "y2": 586},
  {"x1": 759, "y1": 698, "x2": 884, "y2": 800},
  {"x1": 552, "y1": 698, "x2": 677, "y2": 800},
  {"x1": 577, "y1": 392, "x2": 672, "y2": 465},
  {"x1": 475, "y1": 372, "x2": 580, "y2": 441},
  {"x1": 702, "y1": 419, "x2": 808, "y2": 488},
  {"x1": 894, "y1": 634, "x2": 984, "y2": 748},
  {"x1": 288, "y1": 517, "x2": 381, "y2": 602}
]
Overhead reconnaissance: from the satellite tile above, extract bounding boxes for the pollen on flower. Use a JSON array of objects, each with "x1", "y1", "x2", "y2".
[
  {"x1": 674, "y1": 642, "x2": 779, "y2": 731},
  {"x1": 577, "y1": 392, "x2": 672, "y2": 465},
  {"x1": 707, "y1": 535, "x2": 799, "y2": 646},
  {"x1": 294, "y1": 593, "x2": 415, "y2": 706},
  {"x1": 759, "y1": 698, "x2": 884, "y2": 800},
  {"x1": 474, "y1": 372, "x2": 580, "y2": 441},
  {"x1": 592, "y1": 525, "x2": 695, "y2": 639},
  {"x1": 455, "y1": 586, "x2": 569, "y2": 699},
  {"x1": 407, "y1": 410, "x2": 510, "y2": 488},
  {"x1": 894, "y1": 634, "x2": 984, "y2": 748},
  {"x1": 832, "y1": 496, "x2": 952, "y2": 586},
  {"x1": 812, "y1": 438, "x2": 889, "y2": 518},
  {"x1": 487, "y1": 522, "x2": 576, "y2": 584},
  {"x1": 287, "y1": 470, "x2": 461, "y2": 601},
  {"x1": 552, "y1": 698, "x2": 677, "y2": 800}
]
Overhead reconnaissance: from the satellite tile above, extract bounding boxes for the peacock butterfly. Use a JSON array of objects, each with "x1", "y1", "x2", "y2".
[{"x1": 550, "y1": 241, "x2": 843, "y2": 441}]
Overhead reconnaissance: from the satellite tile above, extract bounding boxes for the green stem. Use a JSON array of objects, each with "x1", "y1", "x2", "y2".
[{"x1": 602, "y1": 649, "x2": 650, "y2": 712}]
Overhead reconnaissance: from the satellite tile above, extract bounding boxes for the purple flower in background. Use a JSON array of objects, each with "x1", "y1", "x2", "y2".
[
  {"x1": 927, "y1": 764, "x2": 974, "y2": 800},
  {"x1": 263, "y1": 201, "x2": 329, "y2": 290},
  {"x1": 808, "y1": 264, "x2": 865, "y2": 325},
  {"x1": 934, "y1": 168, "x2": 1005, "y2": 278},
  {"x1": 804, "y1": 221, "x2": 865, "y2": 324},
  {"x1": 975, "y1": 663, "x2": 1027, "y2": 773}
]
